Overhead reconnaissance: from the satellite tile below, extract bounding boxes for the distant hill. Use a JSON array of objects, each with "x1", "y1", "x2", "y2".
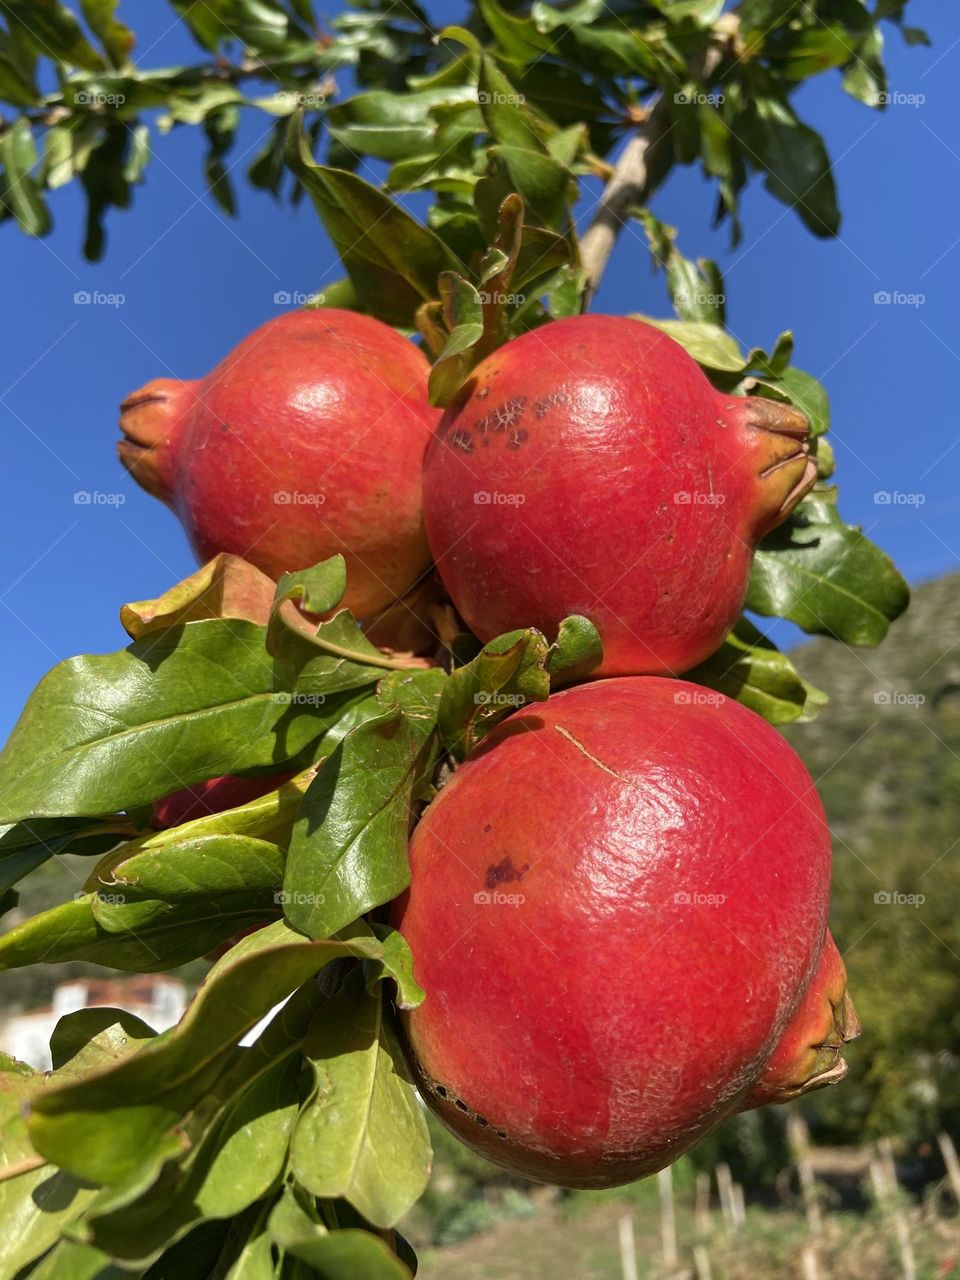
[{"x1": 783, "y1": 571, "x2": 960, "y2": 1145}]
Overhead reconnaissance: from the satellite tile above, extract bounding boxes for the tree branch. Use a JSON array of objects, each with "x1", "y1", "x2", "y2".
[{"x1": 579, "y1": 19, "x2": 738, "y2": 301}]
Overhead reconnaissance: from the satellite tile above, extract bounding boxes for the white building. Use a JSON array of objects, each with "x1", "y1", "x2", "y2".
[{"x1": 0, "y1": 975, "x2": 187, "y2": 1070}]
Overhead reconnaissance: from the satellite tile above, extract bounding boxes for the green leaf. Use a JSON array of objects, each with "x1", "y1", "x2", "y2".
[
  {"x1": 755, "y1": 366, "x2": 830, "y2": 437},
  {"x1": 0, "y1": 816, "x2": 130, "y2": 893},
  {"x1": 83, "y1": 1054, "x2": 301, "y2": 1266},
  {"x1": 0, "y1": 891, "x2": 277, "y2": 974},
  {"x1": 283, "y1": 698, "x2": 437, "y2": 940},
  {"x1": 290, "y1": 973, "x2": 430, "y2": 1227},
  {"x1": 272, "y1": 555, "x2": 347, "y2": 619},
  {"x1": 748, "y1": 489, "x2": 910, "y2": 645},
  {"x1": 79, "y1": 0, "x2": 135, "y2": 68},
  {"x1": 51, "y1": 1007, "x2": 157, "y2": 1074},
  {"x1": 203, "y1": 105, "x2": 238, "y2": 216},
  {"x1": 268, "y1": 1188, "x2": 413, "y2": 1279},
  {"x1": 0, "y1": 1058, "x2": 99, "y2": 1278},
  {"x1": 633, "y1": 317, "x2": 747, "y2": 372},
  {"x1": 27, "y1": 1240, "x2": 126, "y2": 1279},
  {"x1": 0, "y1": 117, "x2": 50, "y2": 237},
  {"x1": 27, "y1": 922, "x2": 382, "y2": 1184},
  {"x1": 547, "y1": 616, "x2": 603, "y2": 686},
  {"x1": 438, "y1": 628, "x2": 550, "y2": 760},
  {"x1": 428, "y1": 271, "x2": 484, "y2": 405},
  {"x1": 0, "y1": 619, "x2": 335, "y2": 823},
  {"x1": 287, "y1": 123, "x2": 462, "y2": 326},
  {"x1": 4, "y1": 0, "x2": 105, "y2": 71},
  {"x1": 686, "y1": 618, "x2": 826, "y2": 724},
  {"x1": 742, "y1": 95, "x2": 840, "y2": 237},
  {"x1": 364, "y1": 922, "x2": 425, "y2": 1010}
]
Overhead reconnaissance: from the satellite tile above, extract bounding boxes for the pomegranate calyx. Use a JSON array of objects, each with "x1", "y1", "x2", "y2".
[{"x1": 118, "y1": 378, "x2": 192, "y2": 505}]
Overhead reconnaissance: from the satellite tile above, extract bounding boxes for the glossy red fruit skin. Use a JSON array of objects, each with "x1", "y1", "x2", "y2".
[
  {"x1": 151, "y1": 772, "x2": 293, "y2": 829},
  {"x1": 393, "y1": 678, "x2": 832, "y2": 1188},
  {"x1": 422, "y1": 315, "x2": 817, "y2": 676},
  {"x1": 119, "y1": 310, "x2": 440, "y2": 620}
]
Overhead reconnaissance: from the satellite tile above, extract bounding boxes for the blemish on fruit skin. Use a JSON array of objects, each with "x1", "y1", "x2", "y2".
[
  {"x1": 507, "y1": 428, "x2": 529, "y2": 451},
  {"x1": 492, "y1": 397, "x2": 526, "y2": 432},
  {"x1": 484, "y1": 855, "x2": 529, "y2": 889},
  {"x1": 484, "y1": 823, "x2": 492, "y2": 833},
  {"x1": 451, "y1": 430, "x2": 474, "y2": 454},
  {"x1": 476, "y1": 386, "x2": 490, "y2": 400}
]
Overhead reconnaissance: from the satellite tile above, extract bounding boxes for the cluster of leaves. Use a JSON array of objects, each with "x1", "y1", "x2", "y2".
[
  {"x1": 0, "y1": 551, "x2": 602, "y2": 1276},
  {"x1": 0, "y1": 0, "x2": 925, "y2": 258}
]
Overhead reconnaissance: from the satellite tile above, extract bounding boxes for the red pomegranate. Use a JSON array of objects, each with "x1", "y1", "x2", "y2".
[
  {"x1": 422, "y1": 315, "x2": 817, "y2": 675},
  {"x1": 393, "y1": 678, "x2": 845, "y2": 1187},
  {"x1": 150, "y1": 772, "x2": 293, "y2": 829},
  {"x1": 119, "y1": 310, "x2": 439, "y2": 621}
]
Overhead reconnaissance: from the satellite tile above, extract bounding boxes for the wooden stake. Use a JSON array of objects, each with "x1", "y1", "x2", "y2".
[
  {"x1": 694, "y1": 1171, "x2": 712, "y2": 1235},
  {"x1": 618, "y1": 1213, "x2": 639, "y2": 1280},
  {"x1": 693, "y1": 1243, "x2": 713, "y2": 1280},
  {"x1": 658, "y1": 1165, "x2": 678, "y2": 1267},
  {"x1": 801, "y1": 1244, "x2": 820, "y2": 1280},
  {"x1": 788, "y1": 1113, "x2": 822, "y2": 1238},
  {"x1": 716, "y1": 1161, "x2": 735, "y2": 1230},
  {"x1": 938, "y1": 1131, "x2": 960, "y2": 1207},
  {"x1": 872, "y1": 1144, "x2": 917, "y2": 1280},
  {"x1": 731, "y1": 1181, "x2": 746, "y2": 1229}
]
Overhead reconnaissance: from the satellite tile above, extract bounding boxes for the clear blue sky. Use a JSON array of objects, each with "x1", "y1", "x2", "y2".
[{"x1": 0, "y1": 2, "x2": 955, "y2": 740}]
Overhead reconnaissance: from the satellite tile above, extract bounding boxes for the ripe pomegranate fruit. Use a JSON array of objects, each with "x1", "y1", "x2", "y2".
[
  {"x1": 119, "y1": 310, "x2": 439, "y2": 622},
  {"x1": 422, "y1": 315, "x2": 818, "y2": 675},
  {"x1": 393, "y1": 678, "x2": 848, "y2": 1188},
  {"x1": 150, "y1": 772, "x2": 293, "y2": 829}
]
